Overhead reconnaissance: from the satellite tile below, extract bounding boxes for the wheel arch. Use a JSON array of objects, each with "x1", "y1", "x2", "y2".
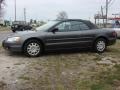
[
  {"x1": 94, "y1": 36, "x2": 109, "y2": 45},
  {"x1": 22, "y1": 37, "x2": 45, "y2": 51}
]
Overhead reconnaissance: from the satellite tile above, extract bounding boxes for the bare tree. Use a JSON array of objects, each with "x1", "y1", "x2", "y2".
[
  {"x1": 56, "y1": 11, "x2": 68, "y2": 20},
  {"x1": 0, "y1": 0, "x2": 5, "y2": 18}
]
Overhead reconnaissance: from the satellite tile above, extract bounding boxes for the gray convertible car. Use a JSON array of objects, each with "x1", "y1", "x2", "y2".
[{"x1": 2, "y1": 19, "x2": 117, "y2": 57}]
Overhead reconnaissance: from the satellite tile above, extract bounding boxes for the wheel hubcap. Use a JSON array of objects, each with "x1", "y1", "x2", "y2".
[
  {"x1": 97, "y1": 41, "x2": 105, "y2": 52},
  {"x1": 27, "y1": 43, "x2": 40, "y2": 56}
]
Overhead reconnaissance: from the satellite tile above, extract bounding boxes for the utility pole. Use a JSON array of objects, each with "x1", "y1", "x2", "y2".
[
  {"x1": 98, "y1": 11, "x2": 100, "y2": 27},
  {"x1": 101, "y1": 6, "x2": 105, "y2": 27},
  {"x1": 14, "y1": 0, "x2": 16, "y2": 21},
  {"x1": 105, "y1": 0, "x2": 108, "y2": 27},
  {"x1": 24, "y1": 8, "x2": 26, "y2": 22}
]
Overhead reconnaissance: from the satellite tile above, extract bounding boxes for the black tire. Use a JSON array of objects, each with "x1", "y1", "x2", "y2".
[
  {"x1": 94, "y1": 38, "x2": 107, "y2": 53},
  {"x1": 12, "y1": 29, "x2": 16, "y2": 33},
  {"x1": 23, "y1": 40, "x2": 43, "y2": 57}
]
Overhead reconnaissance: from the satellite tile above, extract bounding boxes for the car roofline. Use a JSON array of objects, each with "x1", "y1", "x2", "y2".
[
  {"x1": 53, "y1": 19, "x2": 97, "y2": 29},
  {"x1": 55, "y1": 19, "x2": 89, "y2": 22}
]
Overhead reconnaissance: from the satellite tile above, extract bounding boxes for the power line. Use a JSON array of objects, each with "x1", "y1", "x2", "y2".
[
  {"x1": 109, "y1": 0, "x2": 116, "y2": 8},
  {"x1": 102, "y1": 0, "x2": 114, "y2": 9},
  {"x1": 108, "y1": 0, "x2": 112, "y2": 4}
]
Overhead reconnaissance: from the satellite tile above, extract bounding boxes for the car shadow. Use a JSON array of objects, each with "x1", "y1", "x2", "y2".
[
  {"x1": 5, "y1": 48, "x2": 104, "y2": 58},
  {"x1": 44, "y1": 49, "x2": 93, "y2": 56},
  {"x1": 6, "y1": 51, "x2": 27, "y2": 58}
]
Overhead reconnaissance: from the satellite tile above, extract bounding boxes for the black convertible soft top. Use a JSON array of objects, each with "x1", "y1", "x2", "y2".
[
  {"x1": 84, "y1": 20, "x2": 98, "y2": 29},
  {"x1": 56, "y1": 19, "x2": 98, "y2": 29}
]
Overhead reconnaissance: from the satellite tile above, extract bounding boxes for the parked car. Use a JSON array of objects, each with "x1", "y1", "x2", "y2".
[
  {"x1": 112, "y1": 28, "x2": 120, "y2": 39},
  {"x1": 2, "y1": 19, "x2": 117, "y2": 57},
  {"x1": 110, "y1": 20, "x2": 120, "y2": 39},
  {"x1": 11, "y1": 24, "x2": 33, "y2": 32},
  {"x1": 103, "y1": 28, "x2": 120, "y2": 39}
]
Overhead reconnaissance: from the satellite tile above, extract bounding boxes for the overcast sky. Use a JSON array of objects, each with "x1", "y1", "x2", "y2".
[{"x1": 5, "y1": 0, "x2": 120, "y2": 22}]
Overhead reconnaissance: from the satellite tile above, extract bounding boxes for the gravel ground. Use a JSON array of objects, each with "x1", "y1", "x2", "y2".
[{"x1": 0, "y1": 40, "x2": 120, "y2": 90}]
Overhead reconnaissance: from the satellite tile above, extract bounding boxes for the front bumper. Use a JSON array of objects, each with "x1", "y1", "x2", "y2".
[{"x1": 2, "y1": 40, "x2": 22, "y2": 52}]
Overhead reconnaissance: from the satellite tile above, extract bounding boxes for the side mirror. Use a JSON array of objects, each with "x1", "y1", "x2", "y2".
[{"x1": 52, "y1": 28, "x2": 58, "y2": 33}]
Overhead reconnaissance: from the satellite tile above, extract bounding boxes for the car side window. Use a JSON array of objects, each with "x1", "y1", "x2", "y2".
[
  {"x1": 79, "y1": 22, "x2": 89, "y2": 30},
  {"x1": 55, "y1": 21, "x2": 90, "y2": 32},
  {"x1": 66, "y1": 21, "x2": 89, "y2": 31},
  {"x1": 69, "y1": 21, "x2": 81, "y2": 31},
  {"x1": 55, "y1": 22, "x2": 71, "y2": 32}
]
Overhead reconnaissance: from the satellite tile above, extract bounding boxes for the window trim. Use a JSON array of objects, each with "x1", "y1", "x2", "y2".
[{"x1": 54, "y1": 20, "x2": 90, "y2": 32}]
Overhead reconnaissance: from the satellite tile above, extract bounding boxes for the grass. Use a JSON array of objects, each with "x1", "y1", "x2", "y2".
[
  {"x1": 90, "y1": 65, "x2": 120, "y2": 90},
  {"x1": 19, "y1": 76, "x2": 31, "y2": 81},
  {"x1": 0, "y1": 27, "x2": 11, "y2": 32},
  {"x1": 14, "y1": 62, "x2": 25, "y2": 65},
  {"x1": 16, "y1": 40, "x2": 120, "y2": 90},
  {"x1": 0, "y1": 81, "x2": 7, "y2": 90},
  {"x1": 93, "y1": 54, "x2": 103, "y2": 61},
  {"x1": 0, "y1": 44, "x2": 1, "y2": 47}
]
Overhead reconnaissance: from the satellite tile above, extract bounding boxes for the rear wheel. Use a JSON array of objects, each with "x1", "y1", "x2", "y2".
[
  {"x1": 94, "y1": 38, "x2": 107, "y2": 53},
  {"x1": 23, "y1": 40, "x2": 42, "y2": 57}
]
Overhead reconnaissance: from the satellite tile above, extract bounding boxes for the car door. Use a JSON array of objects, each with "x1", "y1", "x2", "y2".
[
  {"x1": 64, "y1": 21, "x2": 95, "y2": 48},
  {"x1": 69, "y1": 21, "x2": 95, "y2": 48},
  {"x1": 45, "y1": 21, "x2": 94, "y2": 50}
]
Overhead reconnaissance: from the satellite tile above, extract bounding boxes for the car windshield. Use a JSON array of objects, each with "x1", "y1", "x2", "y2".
[{"x1": 36, "y1": 21, "x2": 59, "y2": 31}]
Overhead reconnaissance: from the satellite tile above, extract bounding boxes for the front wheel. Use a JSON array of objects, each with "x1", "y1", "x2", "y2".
[
  {"x1": 94, "y1": 38, "x2": 107, "y2": 53},
  {"x1": 23, "y1": 40, "x2": 42, "y2": 57}
]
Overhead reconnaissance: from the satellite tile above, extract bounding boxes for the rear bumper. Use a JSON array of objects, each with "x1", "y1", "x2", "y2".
[
  {"x1": 117, "y1": 35, "x2": 120, "y2": 39},
  {"x1": 116, "y1": 31, "x2": 120, "y2": 39},
  {"x1": 2, "y1": 40, "x2": 22, "y2": 52}
]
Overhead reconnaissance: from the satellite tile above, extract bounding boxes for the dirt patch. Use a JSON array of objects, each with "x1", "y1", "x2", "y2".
[
  {"x1": 0, "y1": 41, "x2": 120, "y2": 90},
  {"x1": 0, "y1": 49, "x2": 30, "y2": 90}
]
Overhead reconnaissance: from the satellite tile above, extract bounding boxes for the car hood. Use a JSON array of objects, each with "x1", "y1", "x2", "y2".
[
  {"x1": 7, "y1": 30, "x2": 44, "y2": 38},
  {"x1": 15, "y1": 30, "x2": 37, "y2": 35}
]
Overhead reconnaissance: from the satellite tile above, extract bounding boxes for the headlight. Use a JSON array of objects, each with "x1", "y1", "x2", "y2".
[{"x1": 7, "y1": 37, "x2": 21, "y2": 42}]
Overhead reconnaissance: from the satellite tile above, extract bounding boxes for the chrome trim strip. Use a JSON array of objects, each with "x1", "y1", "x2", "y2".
[
  {"x1": 46, "y1": 46, "x2": 92, "y2": 51},
  {"x1": 46, "y1": 40, "x2": 92, "y2": 46},
  {"x1": 46, "y1": 37, "x2": 93, "y2": 41}
]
